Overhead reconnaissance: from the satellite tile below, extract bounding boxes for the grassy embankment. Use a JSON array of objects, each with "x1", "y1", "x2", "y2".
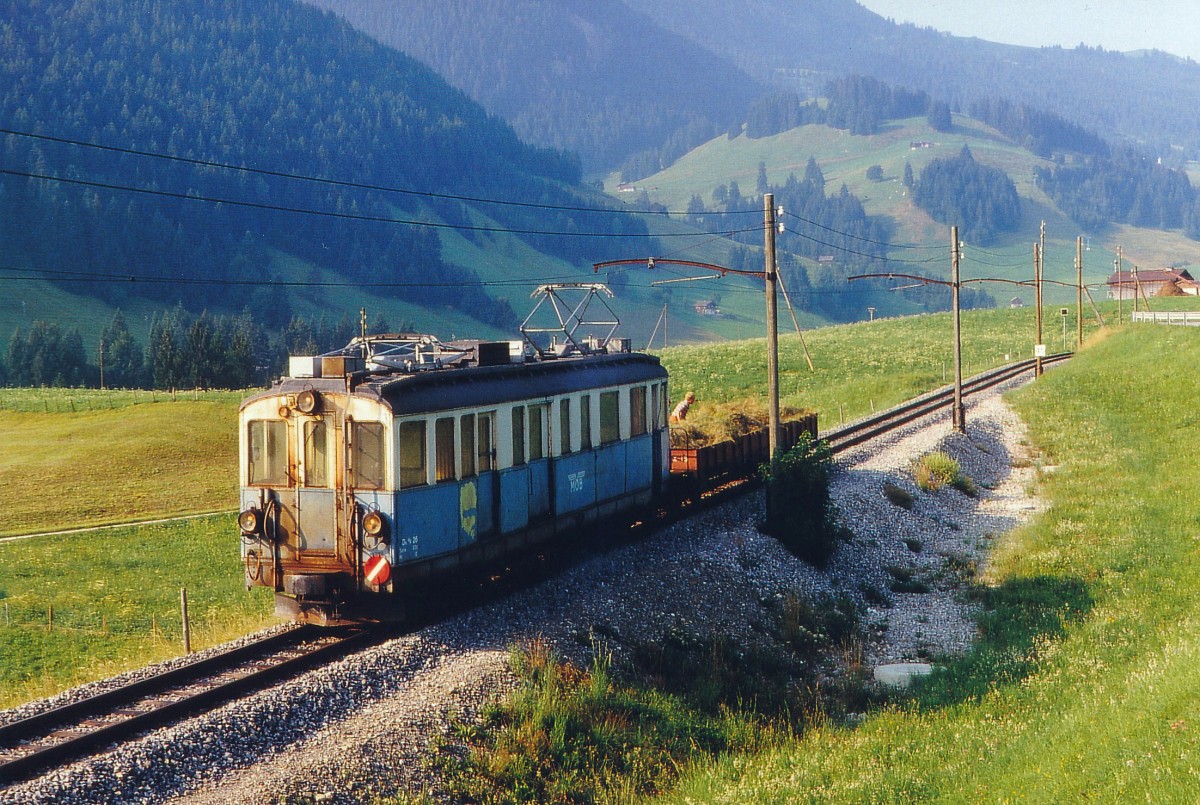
[
  {"x1": 658, "y1": 303, "x2": 1099, "y2": 435},
  {"x1": 0, "y1": 389, "x2": 274, "y2": 709},
  {"x1": 660, "y1": 323, "x2": 1200, "y2": 802}
]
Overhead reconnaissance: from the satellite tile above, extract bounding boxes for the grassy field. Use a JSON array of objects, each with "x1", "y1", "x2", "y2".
[
  {"x1": 658, "y1": 323, "x2": 1200, "y2": 802},
  {"x1": 0, "y1": 389, "x2": 241, "y2": 536},
  {"x1": 0, "y1": 388, "x2": 270, "y2": 708},
  {"x1": 2, "y1": 307, "x2": 1198, "y2": 723},
  {"x1": 659, "y1": 304, "x2": 1100, "y2": 431},
  {"x1": 0, "y1": 516, "x2": 275, "y2": 709}
]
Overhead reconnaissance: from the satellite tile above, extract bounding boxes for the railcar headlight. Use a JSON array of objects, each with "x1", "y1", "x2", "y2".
[
  {"x1": 238, "y1": 508, "x2": 262, "y2": 535},
  {"x1": 362, "y1": 509, "x2": 386, "y2": 537},
  {"x1": 296, "y1": 389, "x2": 320, "y2": 414}
]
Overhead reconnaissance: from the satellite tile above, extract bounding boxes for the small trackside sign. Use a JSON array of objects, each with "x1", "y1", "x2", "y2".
[{"x1": 363, "y1": 554, "x2": 391, "y2": 586}]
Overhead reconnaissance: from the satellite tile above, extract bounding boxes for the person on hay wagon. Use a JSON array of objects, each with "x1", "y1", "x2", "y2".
[{"x1": 670, "y1": 391, "x2": 696, "y2": 423}]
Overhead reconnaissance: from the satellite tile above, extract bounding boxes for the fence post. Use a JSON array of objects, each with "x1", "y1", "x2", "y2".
[{"x1": 181, "y1": 587, "x2": 191, "y2": 654}]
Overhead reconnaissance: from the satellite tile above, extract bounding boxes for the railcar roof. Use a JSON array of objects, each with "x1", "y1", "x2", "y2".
[{"x1": 243, "y1": 351, "x2": 666, "y2": 415}]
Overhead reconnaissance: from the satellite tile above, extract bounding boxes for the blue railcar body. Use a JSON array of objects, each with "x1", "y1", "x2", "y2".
[{"x1": 237, "y1": 336, "x2": 670, "y2": 622}]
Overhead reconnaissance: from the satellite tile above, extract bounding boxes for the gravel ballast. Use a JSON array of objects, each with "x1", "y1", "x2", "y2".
[{"x1": 0, "y1": 382, "x2": 1042, "y2": 805}]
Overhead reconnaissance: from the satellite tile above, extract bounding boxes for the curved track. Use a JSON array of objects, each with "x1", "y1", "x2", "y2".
[
  {"x1": 0, "y1": 354, "x2": 1069, "y2": 790},
  {"x1": 822, "y1": 354, "x2": 1070, "y2": 454}
]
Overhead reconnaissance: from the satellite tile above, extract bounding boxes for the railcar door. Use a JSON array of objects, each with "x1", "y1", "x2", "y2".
[{"x1": 294, "y1": 416, "x2": 340, "y2": 554}]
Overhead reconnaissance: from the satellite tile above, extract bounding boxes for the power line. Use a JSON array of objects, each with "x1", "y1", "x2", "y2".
[
  {"x1": 0, "y1": 263, "x2": 585, "y2": 288},
  {"x1": 779, "y1": 225, "x2": 944, "y2": 266},
  {"x1": 779, "y1": 209, "x2": 941, "y2": 251},
  {"x1": 1, "y1": 167, "x2": 763, "y2": 240},
  {"x1": 0, "y1": 127, "x2": 760, "y2": 220}
]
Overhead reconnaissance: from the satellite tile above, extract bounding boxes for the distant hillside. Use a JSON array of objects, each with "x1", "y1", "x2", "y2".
[
  {"x1": 0, "y1": 0, "x2": 657, "y2": 344},
  {"x1": 625, "y1": 0, "x2": 1200, "y2": 158},
  {"x1": 303, "y1": 0, "x2": 763, "y2": 172},
  {"x1": 628, "y1": 113, "x2": 1200, "y2": 296}
]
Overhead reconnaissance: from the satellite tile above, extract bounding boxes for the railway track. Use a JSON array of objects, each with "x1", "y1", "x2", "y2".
[
  {"x1": 0, "y1": 354, "x2": 1068, "y2": 792},
  {"x1": 822, "y1": 353, "x2": 1070, "y2": 454},
  {"x1": 0, "y1": 624, "x2": 381, "y2": 787}
]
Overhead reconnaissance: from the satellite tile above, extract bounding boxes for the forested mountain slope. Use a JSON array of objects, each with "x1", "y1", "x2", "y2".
[
  {"x1": 0, "y1": 0, "x2": 653, "y2": 336},
  {"x1": 303, "y1": 0, "x2": 763, "y2": 172}
]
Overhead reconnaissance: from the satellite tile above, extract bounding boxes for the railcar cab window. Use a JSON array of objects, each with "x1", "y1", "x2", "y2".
[
  {"x1": 435, "y1": 417, "x2": 455, "y2": 483},
  {"x1": 303, "y1": 419, "x2": 331, "y2": 488},
  {"x1": 600, "y1": 391, "x2": 619, "y2": 444},
  {"x1": 351, "y1": 421, "x2": 386, "y2": 490},
  {"x1": 580, "y1": 394, "x2": 592, "y2": 450},
  {"x1": 248, "y1": 420, "x2": 288, "y2": 486},
  {"x1": 478, "y1": 412, "x2": 494, "y2": 473},
  {"x1": 529, "y1": 404, "x2": 548, "y2": 461},
  {"x1": 559, "y1": 399, "x2": 572, "y2": 455},
  {"x1": 398, "y1": 420, "x2": 426, "y2": 489},
  {"x1": 511, "y1": 406, "x2": 526, "y2": 467},
  {"x1": 460, "y1": 413, "x2": 476, "y2": 478},
  {"x1": 630, "y1": 386, "x2": 647, "y2": 437}
]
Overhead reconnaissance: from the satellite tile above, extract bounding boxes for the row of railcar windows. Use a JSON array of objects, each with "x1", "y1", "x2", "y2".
[
  {"x1": 246, "y1": 383, "x2": 667, "y2": 493},
  {"x1": 398, "y1": 382, "x2": 666, "y2": 489}
]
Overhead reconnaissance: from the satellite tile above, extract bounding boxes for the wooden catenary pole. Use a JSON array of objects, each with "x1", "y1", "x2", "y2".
[{"x1": 764, "y1": 193, "x2": 781, "y2": 467}]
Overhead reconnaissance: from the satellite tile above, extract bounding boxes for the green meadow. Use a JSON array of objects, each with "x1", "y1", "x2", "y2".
[
  {"x1": 0, "y1": 389, "x2": 242, "y2": 537},
  {"x1": 0, "y1": 516, "x2": 275, "y2": 709},
  {"x1": 660, "y1": 323, "x2": 1200, "y2": 802}
]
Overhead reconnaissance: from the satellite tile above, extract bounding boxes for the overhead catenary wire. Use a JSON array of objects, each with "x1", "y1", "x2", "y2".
[
  {"x1": 0, "y1": 127, "x2": 760, "y2": 219},
  {"x1": 0, "y1": 167, "x2": 767, "y2": 241}
]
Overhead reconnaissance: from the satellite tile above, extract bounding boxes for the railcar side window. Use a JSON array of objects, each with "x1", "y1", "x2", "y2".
[
  {"x1": 351, "y1": 421, "x2": 386, "y2": 490},
  {"x1": 529, "y1": 404, "x2": 547, "y2": 461},
  {"x1": 248, "y1": 420, "x2": 289, "y2": 486},
  {"x1": 559, "y1": 399, "x2": 572, "y2": 455},
  {"x1": 460, "y1": 414, "x2": 476, "y2": 478},
  {"x1": 630, "y1": 386, "x2": 647, "y2": 436},
  {"x1": 435, "y1": 417, "x2": 455, "y2": 483},
  {"x1": 478, "y1": 412, "x2": 494, "y2": 472},
  {"x1": 651, "y1": 385, "x2": 660, "y2": 429},
  {"x1": 398, "y1": 420, "x2": 427, "y2": 489},
  {"x1": 511, "y1": 406, "x2": 526, "y2": 466},
  {"x1": 600, "y1": 391, "x2": 619, "y2": 444},
  {"x1": 580, "y1": 394, "x2": 592, "y2": 450},
  {"x1": 303, "y1": 419, "x2": 330, "y2": 488}
]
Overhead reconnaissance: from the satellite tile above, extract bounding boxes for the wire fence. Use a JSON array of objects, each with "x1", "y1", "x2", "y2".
[
  {"x1": 1, "y1": 592, "x2": 199, "y2": 644},
  {"x1": 0, "y1": 387, "x2": 244, "y2": 413}
]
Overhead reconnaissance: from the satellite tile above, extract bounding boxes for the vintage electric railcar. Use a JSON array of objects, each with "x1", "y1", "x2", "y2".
[{"x1": 238, "y1": 332, "x2": 670, "y2": 622}]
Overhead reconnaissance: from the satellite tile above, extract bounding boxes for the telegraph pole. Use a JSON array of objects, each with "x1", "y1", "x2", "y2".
[
  {"x1": 1116, "y1": 246, "x2": 1124, "y2": 325},
  {"x1": 764, "y1": 193, "x2": 781, "y2": 467},
  {"x1": 1076, "y1": 236, "x2": 1084, "y2": 349},
  {"x1": 1034, "y1": 241, "x2": 1044, "y2": 377},
  {"x1": 951, "y1": 226, "x2": 965, "y2": 432}
]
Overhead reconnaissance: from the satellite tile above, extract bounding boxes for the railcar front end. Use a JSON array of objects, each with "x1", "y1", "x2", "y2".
[{"x1": 238, "y1": 335, "x2": 670, "y2": 623}]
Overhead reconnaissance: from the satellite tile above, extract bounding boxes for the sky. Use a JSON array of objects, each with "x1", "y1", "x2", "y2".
[{"x1": 856, "y1": 1, "x2": 1200, "y2": 62}]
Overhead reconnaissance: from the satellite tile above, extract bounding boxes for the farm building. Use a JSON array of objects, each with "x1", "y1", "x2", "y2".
[{"x1": 1106, "y1": 268, "x2": 1197, "y2": 300}]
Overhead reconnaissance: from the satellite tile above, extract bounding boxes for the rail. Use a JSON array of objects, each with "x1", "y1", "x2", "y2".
[
  {"x1": 0, "y1": 625, "x2": 379, "y2": 787},
  {"x1": 822, "y1": 353, "x2": 1071, "y2": 454}
]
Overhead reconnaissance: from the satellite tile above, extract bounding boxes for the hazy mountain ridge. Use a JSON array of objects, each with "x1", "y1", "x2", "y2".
[
  {"x1": 624, "y1": 0, "x2": 1200, "y2": 158},
  {"x1": 302, "y1": 0, "x2": 764, "y2": 171}
]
